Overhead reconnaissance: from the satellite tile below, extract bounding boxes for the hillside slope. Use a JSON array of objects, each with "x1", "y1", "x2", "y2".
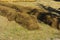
[
  {"x1": 0, "y1": 15, "x2": 59, "y2": 40},
  {"x1": 0, "y1": 2, "x2": 60, "y2": 40}
]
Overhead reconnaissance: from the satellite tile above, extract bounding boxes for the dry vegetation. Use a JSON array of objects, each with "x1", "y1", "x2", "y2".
[
  {"x1": 0, "y1": 2, "x2": 60, "y2": 40},
  {"x1": 0, "y1": 2, "x2": 40, "y2": 30}
]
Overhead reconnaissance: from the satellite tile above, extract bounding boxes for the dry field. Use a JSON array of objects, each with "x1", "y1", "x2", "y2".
[
  {"x1": 0, "y1": 0, "x2": 60, "y2": 40},
  {"x1": 0, "y1": 15, "x2": 60, "y2": 40}
]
